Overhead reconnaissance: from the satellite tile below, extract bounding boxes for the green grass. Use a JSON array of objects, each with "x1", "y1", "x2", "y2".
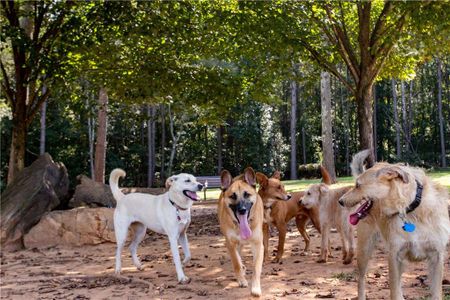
[{"x1": 201, "y1": 170, "x2": 450, "y2": 201}]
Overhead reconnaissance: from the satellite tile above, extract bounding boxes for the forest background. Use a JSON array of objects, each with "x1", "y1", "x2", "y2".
[{"x1": 1, "y1": 1, "x2": 449, "y2": 191}]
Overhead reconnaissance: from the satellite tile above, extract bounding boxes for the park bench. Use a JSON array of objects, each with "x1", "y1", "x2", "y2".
[{"x1": 196, "y1": 175, "x2": 221, "y2": 201}]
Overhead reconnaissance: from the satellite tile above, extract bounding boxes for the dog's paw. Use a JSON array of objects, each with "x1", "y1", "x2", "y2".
[
  {"x1": 251, "y1": 286, "x2": 262, "y2": 297},
  {"x1": 182, "y1": 257, "x2": 191, "y2": 265},
  {"x1": 238, "y1": 278, "x2": 248, "y2": 288},
  {"x1": 178, "y1": 276, "x2": 191, "y2": 284},
  {"x1": 273, "y1": 257, "x2": 282, "y2": 264},
  {"x1": 136, "y1": 264, "x2": 145, "y2": 271},
  {"x1": 343, "y1": 258, "x2": 353, "y2": 265}
]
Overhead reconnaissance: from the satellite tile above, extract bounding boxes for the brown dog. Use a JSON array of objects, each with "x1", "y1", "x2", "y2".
[
  {"x1": 339, "y1": 150, "x2": 450, "y2": 300},
  {"x1": 218, "y1": 167, "x2": 264, "y2": 297},
  {"x1": 256, "y1": 166, "x2": 331, "y2": 263}
]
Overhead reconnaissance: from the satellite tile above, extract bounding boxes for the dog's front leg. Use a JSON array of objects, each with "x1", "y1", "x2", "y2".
[
  {"x1": 262, "y1": 222, "x2": 270, "y2": 262},
  {"x1": 250, "y1": 239, "x2": 264, "y2": 297},
  {"x1": 225, "y1": 239, "x2": 248, "y2": 288},
  {"x1": 274, "y1": 223, "x2": 287, "y2": 263},
  {"x1": 317, "y1": 223, "x2": 330, "y2": 263},
  {"x1": 388, "y1": 254, "x2": 404, "y2": 300},
  {"x1": 178, "y1": 231, "x2": 191, "y2": 265},
  {"x1": 168, "y1": 235, "x2": 190, "y2": 284},
  {"x1": 427, "y1": 251, "x2": 444, "y2": 300},
  {"x1": 356, "y1": 222, "x2": 378, "y2": 300}
]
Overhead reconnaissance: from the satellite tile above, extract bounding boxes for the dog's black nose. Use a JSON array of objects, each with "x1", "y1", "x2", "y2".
[
  {"x1": 197, "y1": 183, "x2": 204, "y2": 190},
  {"x1": 338, "y1": 199, "x2": 344, "y2": 207},
  {"x1": 287, "y1": 194, "x2": 292, "y2": 200}
]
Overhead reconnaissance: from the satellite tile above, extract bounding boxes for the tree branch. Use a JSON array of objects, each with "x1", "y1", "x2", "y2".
[
  {"x1": 26, "y1": 84, "x2": 50, "y2": 126},
  {"x1": 370, "y1": 1, "x2": 393, "y2": 50},
  {"x1": 323, "y1": 3, "x2": 360, "y2": 83},
  {"x1": 0, "y1": 59, "x2": 15, "y2": 106}
]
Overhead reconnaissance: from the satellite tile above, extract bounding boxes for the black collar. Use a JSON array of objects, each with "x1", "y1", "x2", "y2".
[
  {"x1": 405, "y1": 180, "x2": 423, "y2": 214},
  {"x1": 169, "y1": 199, "x2": 188, "y2": 211}
]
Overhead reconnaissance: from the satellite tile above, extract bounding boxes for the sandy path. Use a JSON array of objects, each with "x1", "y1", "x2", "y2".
[{"x1": 1, "y1": 202, "x2": 449, "y2": 300}]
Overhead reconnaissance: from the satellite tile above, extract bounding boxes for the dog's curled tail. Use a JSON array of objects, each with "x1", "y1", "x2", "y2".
[
  {"x1": 109, "y1": 168, "x2": 126, "y2": 202},
  {"x1": 350, "y1": 149, "x2": 371, "y2": 178}
]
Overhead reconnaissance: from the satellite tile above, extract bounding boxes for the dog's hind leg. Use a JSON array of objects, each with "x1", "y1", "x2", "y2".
[
  {"x1": 317, "y1": 222, "x2": 330, "y2": 263},
  {"x1": 356, "y1": 221, "x2": 378, "y2": 300},
  {"x1": 427, "y1": 251, "x2": 444, "y2": 300},
  {"x1": 114, "y1": 217, "x2": 131, "y2": 275},
  {"x1": 250, "y1": 239, "x2": 263, "y2": 297},
  {"x1": 295, "y1": 215, "x2": 310, "y2": 251},
  {"x1": 129, "y1": 222, "x2": 146, "y2": 271},
  {"x1": 225, "y1": 239, "x2": 248, "y2": 288},
  {"x1": 178, "y1": 231, "x2": 191, "y2": 265}
]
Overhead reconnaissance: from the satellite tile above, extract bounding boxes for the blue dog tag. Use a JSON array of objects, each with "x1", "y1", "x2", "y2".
[{"x1": 402, "y1": 222, "x2": 415, "y2": 232}]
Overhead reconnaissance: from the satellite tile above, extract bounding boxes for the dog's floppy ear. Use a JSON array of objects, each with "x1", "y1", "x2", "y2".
[
  {"x1": 220, "y1": 170, "x2": 232, "y2": 190},
  {"x1": 271, "y1": 171, "x2": 281, "y2": 180},
  {"x1": 376, "y1": 167, "x2": 409, "y2": 183},
  {"x1": 256, "y1": 172, "x2": 268, "y2": 188},
  {"x1": 319, "y1": 183, "x2": 329, "y2": 194},
  {"x1": 165, "y1": 176, "x2": 178, "y2": 189},
  {"x1": 244, "y1": 167, "x2": 256, "y2": 187}
]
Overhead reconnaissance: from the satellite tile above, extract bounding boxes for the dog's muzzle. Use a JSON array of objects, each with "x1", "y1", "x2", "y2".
[{"x1": 229, "y1": 201, "x2": 253, "y2": 221}]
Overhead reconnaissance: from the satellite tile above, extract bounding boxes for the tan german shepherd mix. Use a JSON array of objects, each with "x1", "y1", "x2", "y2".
[{"x1": 218, "y1": 167, "x2": 264, "y2": 297}]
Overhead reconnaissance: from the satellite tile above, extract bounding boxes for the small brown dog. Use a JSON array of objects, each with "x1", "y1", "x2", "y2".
[
  {"x1": 301, "y1": 184, "x2": 355, "y2": 264},
  {"x1": 339, "y1": 150, "x2": 450, "y2": 300},
  {"x1": 256, "y1": 166, "x2": 331, "y2": 263},
  {"x1": 218, "y1": 167, "x2": 264, "y2": 297}
]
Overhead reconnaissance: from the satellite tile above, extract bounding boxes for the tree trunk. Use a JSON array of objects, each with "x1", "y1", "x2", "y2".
[
  {"x1": 147, "y1": 105, "x2": 156, "y2": 187},
  {"x1": 320, "y1": 71, "x2": 337, "y2": 183},
  {"x1": 217, "y1": 126, "x2": 223, "y2": 174},
  {"x1": 167, "y1": 105, "x2": 181, "y2": 176},
  {"x1": 87, "y1": 97, "x2": 95, "y2": 179},
  {"x1": 7, "y1": 117, "x2": 27, "y2": 185},
  {"x1": 391, "y1": 79, "x2": 401, "y2": 159},
  {"x1": 436, "y1": 58, "x2": 447, "y2": 167},
  {"x1": 94, "y1": 87, "x2": 108, "y2": 183},
  {"x1": 372, "y1": 84, "x2": 377, "y2": 162},
  {"x1": 290, "y1": 80, "x2": 298, "y2": 179},
  {"x1": 401, "y1": 81, "x2": 409, "y2": 153},
  {"x1": 39, "y1": 98, "x2": 47, "y2": 155},
  {"x1": 160, "y1": 104, "x2": 166, "y2": 182}
]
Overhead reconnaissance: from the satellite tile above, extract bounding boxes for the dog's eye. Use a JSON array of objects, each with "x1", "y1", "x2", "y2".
[
  {"x1": 243, "y1": 191, "x2": 251, "y2": 198},
  {"x1": 307, "y1": 192, "x2": 311, "y2": 196},
  {"x1": 185, "y1": 179, "x2": 191, "y2": 183},
  {"x1": 230, "y1": 193, "x2": 237, "y2": 200},
  {"x1": 355, "y1": 182, "x2": 360, "y2": 189},
  {"x1": 277, "y1": 185, "x2": 281, "y2": 190}
]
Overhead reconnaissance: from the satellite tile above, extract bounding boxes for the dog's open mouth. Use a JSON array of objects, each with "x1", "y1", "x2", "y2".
[
  {"x1": 349, "y1": 199, "x2": 373, "y2": 225},
  {"x1": 183, "y1": 190, "x2": 199, "y2": 201}
]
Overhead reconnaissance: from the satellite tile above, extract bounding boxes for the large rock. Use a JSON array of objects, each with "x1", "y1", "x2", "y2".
[
  {"x1": 69, "y1": 175, "x2": 116, "y2": 208},
  {"x1": 1, "y1": 153, "x2": 69, "y2": 251},
  {"x1": 23, "y1": 207, "x2": 131, "y2": 248},
  {"x1": 69, "y1": 176, "x2": 166, "y2": 209}
]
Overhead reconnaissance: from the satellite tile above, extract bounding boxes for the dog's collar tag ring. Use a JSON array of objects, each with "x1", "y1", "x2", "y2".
[{"x1": 399, "y1": 213, "x2": 415, "y2": 233}]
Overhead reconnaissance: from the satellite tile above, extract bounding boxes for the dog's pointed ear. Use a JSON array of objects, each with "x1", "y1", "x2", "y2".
[
  {"x1": 244, "y1": 167, "x2": 256, "y2": 187},
  {"x1": 271, "y1": 171, "x2": 281, "y2": 180},
  {"x1": 376, "y1": 167, "x2": 409, "y2": 183},
  {"x1": 319, "y1": 183, "x2": 329, "y2": 194},
  {"x1": 165, "y1": 176, "x2": 178, "y2": 189},
  {"x1": 256, "y1": 172, "x2": 268, "y2": 188},
  {"x1": 220, "y1": 170, "x2": 232, "y2": 190}
]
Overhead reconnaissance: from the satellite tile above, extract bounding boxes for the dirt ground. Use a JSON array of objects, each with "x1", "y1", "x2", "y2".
[{"x1": 1, "y1": 202, "x2": 449, "y2": 300}]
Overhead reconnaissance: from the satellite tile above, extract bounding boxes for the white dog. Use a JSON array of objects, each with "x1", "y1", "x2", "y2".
[{"x1": 109, "y1": 168, "x2": 203, "y2": 283}]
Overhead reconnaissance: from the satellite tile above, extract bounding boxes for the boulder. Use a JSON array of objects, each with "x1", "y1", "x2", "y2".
[
  {"x1": 23, "y1": 207, "x2": 133, "y2": 248},
  {"x1": 1, "y1": 153, "x2": 69, "y2": 251},
  {"x1": 68, "y1": 175, "x2": 116, "y2": 208},
  {"x1": 69, "y1": 176, "x2": 166, "y2": 209}
]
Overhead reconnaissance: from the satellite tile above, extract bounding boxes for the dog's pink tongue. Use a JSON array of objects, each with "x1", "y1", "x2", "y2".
[
  {"x1": 349, "y1": 213, "x2": 360, "y2": 226},
  {"x1": 238, "y1": 213, "x2": 252, "y2": 240},
  {"x1": 349, "y1": 202, "x2": 367, "y2": 225},
  {"x1": 186, "y1": 191, "x2": 199, "y2": 201}
]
